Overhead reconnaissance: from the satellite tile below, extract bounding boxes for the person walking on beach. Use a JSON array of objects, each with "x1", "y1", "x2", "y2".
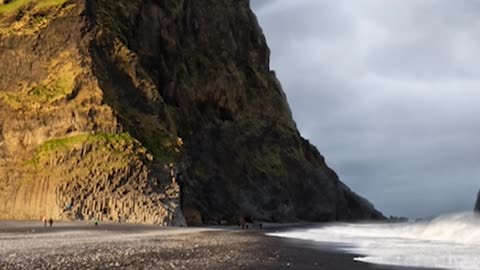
[
  {"x1": 42, "y1": 216, "x2": 47, "y2": 227},
  {"x1": 48, "y1": 218, "x2": 53, "y2": 228}
]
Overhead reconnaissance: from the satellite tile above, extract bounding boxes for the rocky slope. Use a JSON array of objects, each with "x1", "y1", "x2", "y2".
[{"x1": 0, "y1": 0, "x2": 383, "y2": 225}]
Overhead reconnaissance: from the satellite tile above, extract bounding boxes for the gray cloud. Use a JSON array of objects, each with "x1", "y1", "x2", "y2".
[{"x1": 251, "y1": 0, "x2": 480, "y2": 218}]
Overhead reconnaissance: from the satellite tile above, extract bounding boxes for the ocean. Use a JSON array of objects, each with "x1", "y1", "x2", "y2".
[{"x1": 268, "y1": 212, "x2": 480, "y2": 270}]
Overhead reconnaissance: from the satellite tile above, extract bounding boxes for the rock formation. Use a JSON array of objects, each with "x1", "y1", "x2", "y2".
[
  {"x1": 475, "y1": 190, "x2": 480, "y2": 213},
  {"x1": 0, "y1": 0, "x2": 384, "y2": 225}
]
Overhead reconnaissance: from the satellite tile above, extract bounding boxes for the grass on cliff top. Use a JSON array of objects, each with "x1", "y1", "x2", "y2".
[{"x1": 0, "y1": 0, "x2": 68, "y2": 14}]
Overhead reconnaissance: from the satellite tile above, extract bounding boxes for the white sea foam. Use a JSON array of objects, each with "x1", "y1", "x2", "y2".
[{"x1": 268, "y1": 212, "x2": 480, "y2": 270}]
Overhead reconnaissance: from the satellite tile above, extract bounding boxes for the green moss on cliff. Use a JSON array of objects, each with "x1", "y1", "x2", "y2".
[
  {"x1": 30, "y1": 75, "x2": 74, "y2": 101},
  {"x1": 28, "y1": 131, "x2": 180, "y2": 169},
  {"x1": 135, "y1": 124, "x2": 181, "y2": 163},
  {"x1": 0, "y1": 72, "x2": 75, "y2": 110},
  {"x1": 0, "y1": 0, "x2": 68, "y2": 15},
  {"x1": 20, "y1": 133, "x2": 148, "y2": 192},
  {"x1": 0, "y1": 0, "x2": 33, "y2": 14},
  {"x1": 112, "y1": 104, "x2": 181, "y2": 163},
  {"x1": 254, "y1": 147, "x2": 283, "y2": 174},
  {"x1": 36, "y1": 0, "x2": 69, "y2": 9},
  {"x1": 28, "y1": 133, "x2": 138, "y2": 166},
  {"x1": 37, "y1": 133, "x2": 134, "y2": 153},
  {"x1": 36, "y1": 134, "x2": 90, "y2": 153}
]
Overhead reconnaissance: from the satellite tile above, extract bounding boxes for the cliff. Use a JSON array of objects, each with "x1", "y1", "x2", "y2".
[{"x1": 0, "y1": 0, "x2": 384, "y2": 225}]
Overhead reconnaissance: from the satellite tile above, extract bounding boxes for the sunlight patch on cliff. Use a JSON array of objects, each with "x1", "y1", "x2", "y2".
[{"x1": 0, "y1": 0, "x2": 68, "y2": 14}]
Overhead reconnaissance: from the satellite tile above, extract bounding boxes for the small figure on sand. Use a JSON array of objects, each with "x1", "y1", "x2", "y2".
[
  {"x1": 48, "y1": 218, "x2": 53, "y2": 228},
  {"x1": 42, "y1": 216, "x2": 47, "y2": 228},
  {"x1": 94, "y1": 219, "x2": 99, "y2": 226}
]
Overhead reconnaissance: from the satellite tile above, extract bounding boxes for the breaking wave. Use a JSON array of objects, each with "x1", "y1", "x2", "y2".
[{"x1": 268, "y1": 212, "x2": 480, "y2": 270}]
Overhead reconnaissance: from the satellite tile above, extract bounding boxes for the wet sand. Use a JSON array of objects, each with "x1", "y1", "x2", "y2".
[{"x1": 0, "y1": 221, "x2": 438, "y2": 270}]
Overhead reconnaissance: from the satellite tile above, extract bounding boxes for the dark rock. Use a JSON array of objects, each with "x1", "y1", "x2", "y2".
[
  {"x1": 475, "y1": 190, "x2": 480, "y2": 212},
  {"x1": 389, "y1": 216, "x2": 409, "y2": 223}
]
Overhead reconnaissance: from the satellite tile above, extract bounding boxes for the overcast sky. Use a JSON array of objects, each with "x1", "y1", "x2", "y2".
[{"x1": 250, "y1": 0, "x2": 480, "y2": 218}]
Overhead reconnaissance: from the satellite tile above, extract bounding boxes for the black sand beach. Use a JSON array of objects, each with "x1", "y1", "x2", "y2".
[{"x1": 0, "y1": 222, "x2": 437, "y2": 270}]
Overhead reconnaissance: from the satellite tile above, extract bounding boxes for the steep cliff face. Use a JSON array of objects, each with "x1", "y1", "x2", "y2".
[
  {"x1": 0, "y1": 0, "x2": 383, "y2": 225},
  {"x1": 0, "y1": 0, "x2": 184, "y2": 225}
]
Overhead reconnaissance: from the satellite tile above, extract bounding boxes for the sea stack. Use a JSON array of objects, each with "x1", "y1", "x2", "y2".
[
  {"x1": 0, "y1": 0, "x2": 383, "y2": 225},
  {"x1": 475, "y1": 190, "x2": 480, "y2": 212}
]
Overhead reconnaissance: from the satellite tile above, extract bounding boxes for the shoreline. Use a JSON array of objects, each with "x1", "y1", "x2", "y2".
[
  {"x1": 261, "y1": 232, "x2": 438, "y2": 270},
  {"x1": 0, "y1": 221, "x2": 438, "y2": 270}
]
